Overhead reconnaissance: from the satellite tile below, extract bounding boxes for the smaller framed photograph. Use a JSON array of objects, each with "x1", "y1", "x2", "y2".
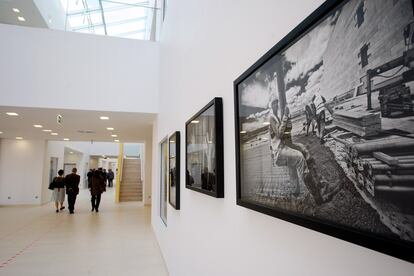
[
  {"x1": 160, "y1": 137, "x2": 168, "y2": 225},
  {"x1": 185, "y1": 97, "x2": 224, "y2": 198},
  {"x1": 169, "y1": 131, "x2": 180, "y2": 210}
]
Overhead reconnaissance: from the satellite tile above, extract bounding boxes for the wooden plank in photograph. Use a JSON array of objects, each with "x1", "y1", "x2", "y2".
[
  {"x1": 373, "y1": 152, "x2": 399, "y2": 165},
  {"x1": 351, "y1": 136, "x2": 414, "y2": 156},
  {"x1": 334, "y1": 119, "x2": 380, "y2": 137}
]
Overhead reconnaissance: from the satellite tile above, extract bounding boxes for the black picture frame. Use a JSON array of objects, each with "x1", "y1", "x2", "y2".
[
  {"x1": 185, "y1": 97, "x2": 224, "y2": 198},
  {"x1": 160, "y1": 137, "x2": 168, "y2": 225},
  {"x1": 234, "y1": 0, "x2": 414, "y2": 262},
  {"x1": 169, "y1": 131, "x2": 180, "y2": 209}
]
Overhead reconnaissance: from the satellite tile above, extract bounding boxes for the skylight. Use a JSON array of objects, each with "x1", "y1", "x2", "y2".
[{"x1": 60, "y1": 0, "x2": 157, "y2": 40}]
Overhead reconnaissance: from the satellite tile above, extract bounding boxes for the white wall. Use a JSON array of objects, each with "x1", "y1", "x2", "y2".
[
  {"x1": 0, "y1": 139, "x2": 46, "y2": 205},
  {"x1": 143, "y1": 135, "x2": 153, "y2": 205},
  {"x1": 0, "y1": 23, "x2": 159, "y2": 113},
  {"x1": 152, "y1": 1, "x2": 414, "y2": 276},
  {"x1": 41, "y1": 140, "x2": 65, "y2": 204},
  {"x1": 87, "y1": 142, "x2": 120, "y2": 156}
]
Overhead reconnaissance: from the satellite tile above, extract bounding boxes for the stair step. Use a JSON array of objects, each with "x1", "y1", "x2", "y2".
[
  {"x1": 120, "y1": 196, "x2": 142, "y2": 200},
  {"x1": 120, "y1": 185, "x2": 140, "y2": 188},
  {"x1": 120, "y1": 187, "x2": 141, "y2": 190},
  {"x1": 120, "y1": 189, "x2": 141, "y2": 192},
  {"x1": 120, "y1": 196, "x2": 142, "y2": 199},
  {"x1": 120, "y1": 193, "x2": 142, "y2": 196},
  {"x1": 122, "y1": 180, "x2": 142, "y2": 183},
  {"x1": 121, "y1": 182, "x2": 142, "y2": 185},
  {"x1": 120, "y1": 199, "x2": 142, "y2": 202},
  {"x1": 120, "y1": 188, "x2": 142, "y2": 191},
  {"x1": 121, "y1": 184, "x2": 142, "y2": 187},
  {"x1": 120, "y1": 194, "x2": 141, "y2": 197}
]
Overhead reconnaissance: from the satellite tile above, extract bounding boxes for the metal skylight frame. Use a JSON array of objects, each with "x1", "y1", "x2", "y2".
[{"x1": 61, "y1": 0, "x2": 159, "y2": 40}]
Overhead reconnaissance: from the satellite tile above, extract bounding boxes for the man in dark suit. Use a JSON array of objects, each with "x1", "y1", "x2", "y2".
[
  {"x1": 107, "y1": 169, "x2": 114, "y2": 188},
  {"x1": 90, "y1": 168, "x2": 106, "y2": 212},
  {"x1": 65, "y1": 167, "x2": 80, "y2": 214}
]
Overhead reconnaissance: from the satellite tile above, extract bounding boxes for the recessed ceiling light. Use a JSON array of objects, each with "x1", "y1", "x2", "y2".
[
  {"x1": 208, "y1": 141, "x2": 213, "y2": 144},
  {"x1": 240, "y1": 130, "x2": 247, "y2": 134},
  {"x1": 114, "y1": 139, "x2": 120, "y2": 142},
  {"x1": 43, "y1": 129, "x2": 52, "y2": 132},
  {"x1": 17, "y1": 16, "x2": 25, "y2": 22},
  {"x1": 100, "y1": 116, "x2": 109, "y2": 120},
  {"x1": 263, "y1": 122, "x2": 270, "y2": 125},
  {"x1": 170, "y1": 140, "x2": 175, "y2": 143},
  {"x1": 106, "y1": 127, "x2": 114, "y2": 131},
  {"x1": 33, "y1": 124, "x2": 43, "y2": 128},
  {"x1": 16, "y1": 137, "x2": 23, "y2": 140},
  {"x1": 111, "y1": 134, "x2": 117, "y2": 137},
  {"x1": 6, "y1": 112, "x2": 19, "y2": 116},
  {"x1": 0, "y1": 131, "x2": 3, "y2": 134},
  {"x1": 63, "y1": 138, "x2": 70, "y2": 141},
  {"x1": 51, "y1": 132, "x2": 58, "y2": 136},
  {"x1": 70, "y1": 151, "x2": 74, "y2": 154},
  {"x1": 191, "y1": 120, "x2": 200, "y2": 124},
  {"x1": 12, "y1": 8, "x2": 20, "y2": 13}
]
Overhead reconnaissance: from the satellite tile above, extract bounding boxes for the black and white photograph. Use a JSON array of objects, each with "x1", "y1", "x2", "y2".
[
  {"x1": 186, "y1": 98, "x2": 224, "y2": 198},
  {"x1": 235, "y1": 0, "x2": 414, "y2": 261},
  {"x1": 169, "y1": 131, "x2": 180, "y2": 209},
  {"x1": 160, "y1": 137, "x2": 168, "y2": 225}
]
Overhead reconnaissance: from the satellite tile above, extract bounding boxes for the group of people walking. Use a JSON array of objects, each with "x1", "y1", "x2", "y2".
[
  {"x1": 49, "y1": 168, "x2": 81, "y2": 214},
  {"x1": 49, "y1": 167, "x2": 112, "y2": 213},
  {"x1": 88, "y1": 168, "x2": 115, "y2": 188}
]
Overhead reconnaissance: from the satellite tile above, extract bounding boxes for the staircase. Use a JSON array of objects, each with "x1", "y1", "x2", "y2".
[{"x1": 119, "y1": 158, "x2": 143, "y2": 202}]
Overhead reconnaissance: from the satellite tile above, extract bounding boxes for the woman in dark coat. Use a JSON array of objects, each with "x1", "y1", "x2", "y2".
[
  {"x1": 50, "y1": 169, "x2": 66, "y2": 213},
  {"x1": 90, "y1": 168, "x2": 106, "y2": 212}
]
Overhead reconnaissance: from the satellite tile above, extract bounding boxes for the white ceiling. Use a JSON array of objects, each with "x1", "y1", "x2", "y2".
[
  {"x1": 0, "y1": 106, "x2": 155, "y2": 142},
  {"x1": 0, "y1": 0, "x2": 48, "y2": 28}
]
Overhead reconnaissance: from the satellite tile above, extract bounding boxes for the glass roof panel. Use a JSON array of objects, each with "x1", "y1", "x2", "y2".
[
  {"x1": 60, "y1": 0, "x2": 156, "y2": 40},
  {"x1": 68, "y1": 13, "x2": 103, "y2": 29},
  {"x1": 106, "y1": 20, "x2": 145, "y2": 36},
  {"x1": 64, "y1": 0, "x2": 101, "y2": 13},
  {"x1": 104, "y1": 6, "x2": 146, "y2": 23}
]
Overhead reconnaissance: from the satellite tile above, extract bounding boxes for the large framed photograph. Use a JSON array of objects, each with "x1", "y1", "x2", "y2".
[
  {"x1": 160, "y1": 137, "x2": 168, "y2": 225},
  {"x1": 234, "y1": 0, "x2": 414, "y2": 262},
  {"x1": 169, "y1": 131, "x2": 180, "y2": 209},
  {"x1": 186, "y1": 97, "x2": 224, "y2": 198}
]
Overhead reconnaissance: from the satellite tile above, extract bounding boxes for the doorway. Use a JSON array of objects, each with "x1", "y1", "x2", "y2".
[
  {"x1": 63, "y1": 163, "x2": 76, "y2": 176},
  {"x1": 49, "y1": 157, "x2": 58, "y2": 183}
]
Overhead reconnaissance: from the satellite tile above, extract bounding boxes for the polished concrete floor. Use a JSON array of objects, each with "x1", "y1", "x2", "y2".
[{"x1": 0, "y1": 189, "x2": 168, "y2": 276}]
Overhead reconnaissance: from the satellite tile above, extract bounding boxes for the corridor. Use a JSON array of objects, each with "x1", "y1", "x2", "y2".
[{"x1": 0, "y1": 189, "x2": 168, "y2": 276}]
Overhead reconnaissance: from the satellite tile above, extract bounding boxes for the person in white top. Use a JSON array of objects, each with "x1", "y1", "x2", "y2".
[
  {"x1": 311, "y1": 92, "x2": 332, "y2": 142},
  {"x1": 269, "y1": 98, "x2": 332, "y2": 205},
  {"x1": 269, "y1": 98, "x2": 308, "y2": 195}
]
